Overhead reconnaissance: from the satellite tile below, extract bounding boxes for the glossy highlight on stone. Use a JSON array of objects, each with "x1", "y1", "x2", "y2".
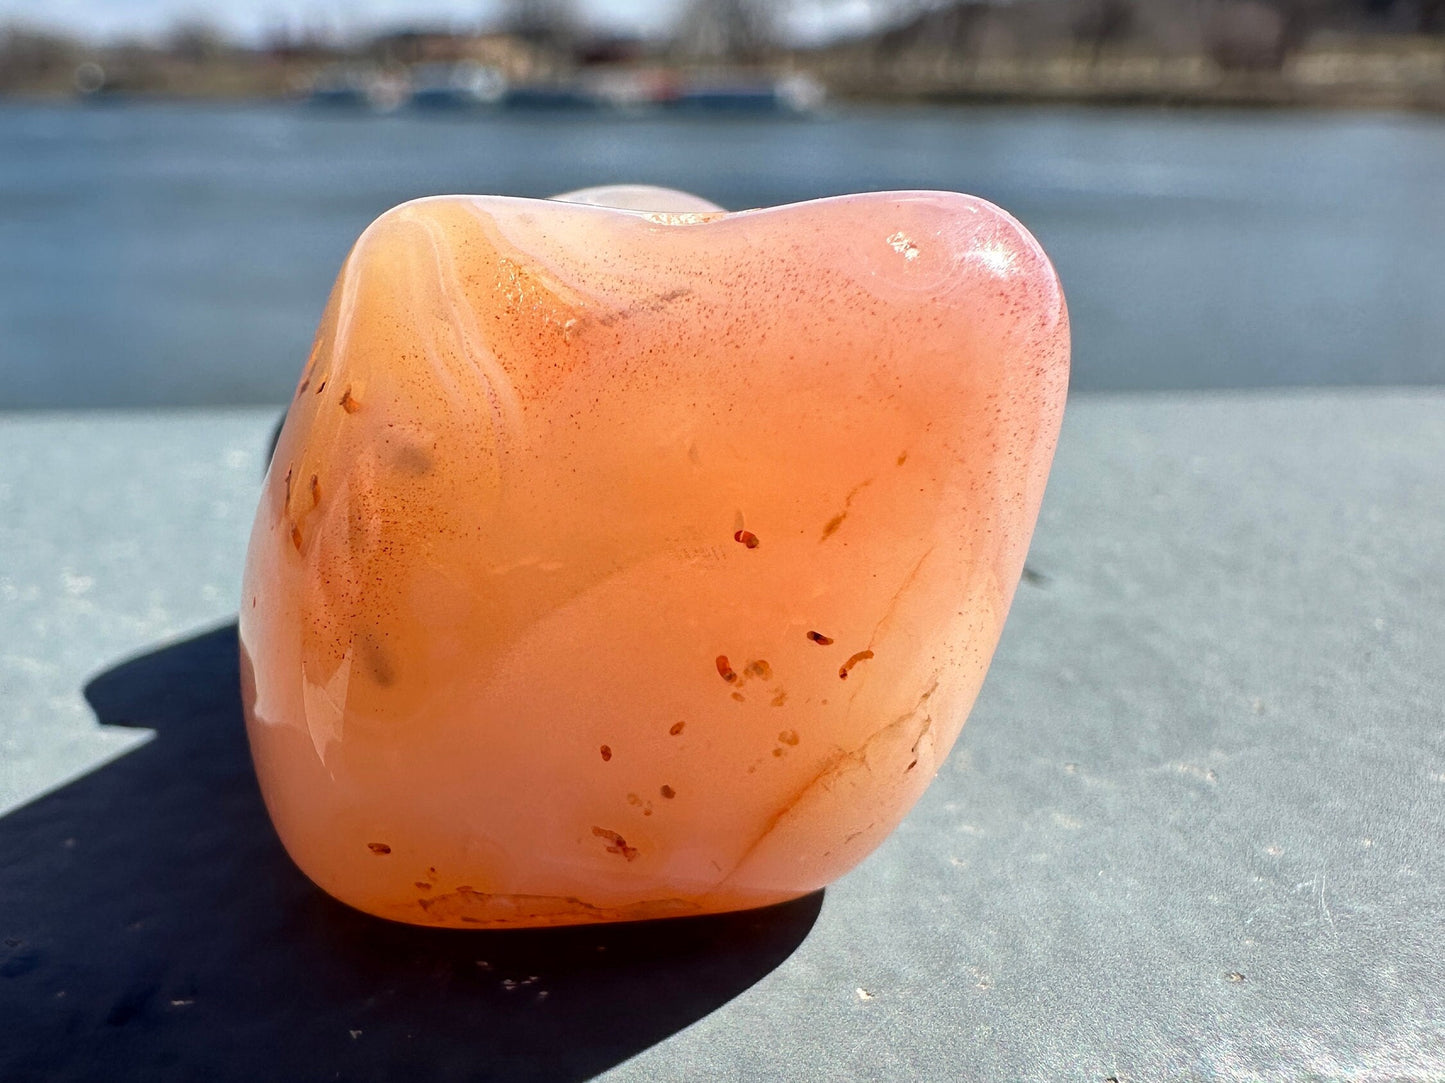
[{"x1": 240, "y1": 186, "x2": 1069, "y2": 928}]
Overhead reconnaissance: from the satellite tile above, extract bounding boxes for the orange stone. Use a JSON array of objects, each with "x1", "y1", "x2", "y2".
[{"x1": 240, "y1": 186, "x2": 1069, "y2": 928}]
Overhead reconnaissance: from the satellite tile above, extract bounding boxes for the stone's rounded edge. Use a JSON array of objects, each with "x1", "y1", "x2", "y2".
[
  {"x1": 312, "y1": 877, "x2": 813, "y2": 931},
  {"x1": 946, "y1": 189, "x2": 1072, "y2": 340},
  {"x1": 357, "y1": 189, "x2": 1056, "y2": 251},
  {"x1": 720, "y1": 188, "x2": 996, "y2": 222},
  {"x1": 885, "y1": 190, "x2": 1069, "y2": 315},
  {"x1": 714, "y1": 189, "x2": 1070, "y2": 354},
  {"x1": 884, "y1": 190, "x2": 1071, "y2": 392},
  {"x1": 551, "y1": 184, "x2": 726, "y2": 214},
  {"x1": 351, "y1": 189, "x2": 1068, "y2": 352}
]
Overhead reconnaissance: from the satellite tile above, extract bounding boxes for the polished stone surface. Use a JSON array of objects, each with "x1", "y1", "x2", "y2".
[
  {"x1": 2, "y1": 393, "x2": 1442, "y2": 1080},
  {"x1": 242, "y1": 192, "x2": 1068, "y2": 927}
]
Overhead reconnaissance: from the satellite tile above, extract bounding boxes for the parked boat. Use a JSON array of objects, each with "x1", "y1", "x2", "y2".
[
  {"x1": 499, "y1": 82, "x2": 602, "y2": 110},
  {"x1": 407, "y1": 62, "x2": 505, "y2": 111},
  {"x1": 663, "y1": 74, "x2": 825, "y2": 114},
  {"x1": 305, "y1": 66, "x2": 823, "y2": 117},
  {"x1": 306, "y1": 66, "x2": 406, "y2": 112}
]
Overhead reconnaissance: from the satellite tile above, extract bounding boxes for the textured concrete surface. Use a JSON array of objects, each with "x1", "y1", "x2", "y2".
[
  {"x1": 2, "y1": 392, "x2": 1442, "y2": 1081},
  {"x1": 0, "y1": 409, "x2": 269, "y2": 813}
]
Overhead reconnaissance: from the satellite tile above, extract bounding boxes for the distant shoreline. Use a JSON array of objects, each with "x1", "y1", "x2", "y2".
[
  {"x1": 3, "y1": 78, "x2": 1443, "y2": 115},
  {"x1": 3, "y1": 32, "x2": 1443, "y2": 114},
  {"x1": 816, "y1": 41, "x2": 1445, "y2": 113}
]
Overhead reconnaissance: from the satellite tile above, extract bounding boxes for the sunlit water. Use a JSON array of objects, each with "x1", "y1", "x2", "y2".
[{"x1": 1, "y1": 101, "x2": 1441, "y2": 407}]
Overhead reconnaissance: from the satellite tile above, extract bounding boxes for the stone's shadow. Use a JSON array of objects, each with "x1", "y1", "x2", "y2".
[{"x1": 0, "y1": 624, "x2": 822, "y2": 1082}]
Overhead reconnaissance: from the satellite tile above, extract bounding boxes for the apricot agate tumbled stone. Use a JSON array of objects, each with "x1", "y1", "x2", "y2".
[{"x1": 241, "y1": 188, "x2": 1069, "y2": 928}]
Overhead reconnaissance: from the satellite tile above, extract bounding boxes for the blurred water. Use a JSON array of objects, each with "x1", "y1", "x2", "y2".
[{"x1": 0, "y1": 101, "x2": 1441, "y2": 408}]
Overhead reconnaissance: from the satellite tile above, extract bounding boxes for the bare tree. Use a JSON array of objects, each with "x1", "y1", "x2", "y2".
[
  {"x1": 1073, "y1": 0, "x2": 1136, "y2": 62},
  {"x1": 500, "y1": 0, "x2": 579, "y2": 48},
  {"x1": 165, "y1": 20, "x2": 228, "y2": 64},
  {"x1": 674, "y1": 0, "x2": 779, "y2": 62},
  {"x1": 1205, "y1": 0, "x2": 1289, "y2": 69},
  {"x1": 0, "y1": 26, "x2": 84, "y2": 89},
  {"x1": 870, "y1": 2, "x2": 989, "y2": 59}
]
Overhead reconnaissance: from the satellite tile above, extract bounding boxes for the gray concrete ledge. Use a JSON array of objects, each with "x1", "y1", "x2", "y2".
[{"x1": 2, "y1": 391, "x2": 1442, "y2": 1080}]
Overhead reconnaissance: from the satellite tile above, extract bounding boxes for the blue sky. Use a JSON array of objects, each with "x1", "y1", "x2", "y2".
[{"x1": 0, "y1": 0, "x2": 889, "y2": 44}]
